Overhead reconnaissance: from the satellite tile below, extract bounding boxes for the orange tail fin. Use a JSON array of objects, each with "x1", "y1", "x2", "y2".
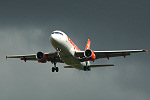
[{"x1": 85, "y1": 39, "x2": 91, "y2": 50}]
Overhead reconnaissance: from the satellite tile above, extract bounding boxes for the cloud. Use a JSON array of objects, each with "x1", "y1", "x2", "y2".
[{"x1": 0, "y1": 0, "x2": 150, "y2": 100}]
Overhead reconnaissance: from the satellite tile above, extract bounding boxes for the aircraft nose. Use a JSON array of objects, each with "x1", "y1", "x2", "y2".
[
  {"x1": 50, "y1": 34, "x2": 57, "y2": 43},
  {"x1": 50, "y1": 34, "x2": 61, "y2": 45}
]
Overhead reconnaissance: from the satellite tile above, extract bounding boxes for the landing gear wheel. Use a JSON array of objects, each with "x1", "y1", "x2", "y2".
[
  {"x1": 83, "y1": 66, "x2": 91, "y2": 71},
  {"x1": 52, "y1": 67, "x2": 55, "y2": 72},
  {"x1": 87, "y1": 67, "x2": 91, "y2": 71},
  {"x1": 84, "y1": 66, "x2": 87, "y2": 71},
  {"x1": 56, "y1": 67, "x2": 59, "y2": 72}
]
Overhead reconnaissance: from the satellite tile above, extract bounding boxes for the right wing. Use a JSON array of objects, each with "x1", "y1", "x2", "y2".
[{"x1": 6, "y1": 52, "x2": 64, "y2": 63}]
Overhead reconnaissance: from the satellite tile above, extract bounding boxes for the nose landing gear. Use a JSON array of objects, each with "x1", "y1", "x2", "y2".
[
  {"x1": 52, "y1": 62, "x2": 59, "y2": 72},
  {"x1": 51, "y1": 48, "x2": 61, "y2": 72}
]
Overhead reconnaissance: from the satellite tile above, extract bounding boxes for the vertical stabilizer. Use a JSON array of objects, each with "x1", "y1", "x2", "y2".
[{"x1": 85, "y1": 39, "x2": 91, "y2": 50}]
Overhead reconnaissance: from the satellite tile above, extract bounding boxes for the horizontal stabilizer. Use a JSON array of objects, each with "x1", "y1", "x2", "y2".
[
  {"x1": 64, "y1": 66, "x2": 74, "y2": 68},
  {"x1": 90, "y1": 64, "x2": 114, "y2": 68},
  {"x1": 64, "y1": 64, "x2": 114, "y2": 69}
]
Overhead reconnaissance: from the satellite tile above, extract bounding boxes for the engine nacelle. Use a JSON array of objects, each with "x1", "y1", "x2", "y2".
[
  {"x1": 84, "y1": 49, "x2": 96, "y2": 61},
  {"x1": 36, "y1": 51, "x2": 47, "y2": 63}
]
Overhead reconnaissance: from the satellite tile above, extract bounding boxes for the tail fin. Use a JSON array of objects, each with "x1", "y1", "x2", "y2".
[{"x1": 85, "y1": 39, "x2": 91, "y2": 50}]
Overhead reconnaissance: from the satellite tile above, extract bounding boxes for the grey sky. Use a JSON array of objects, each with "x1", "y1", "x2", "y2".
[{"x1": 0, "y1": 0, "x2": 150, "y2": 100}]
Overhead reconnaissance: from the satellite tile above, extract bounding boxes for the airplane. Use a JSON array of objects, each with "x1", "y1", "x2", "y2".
[{"x1": 6, "y1": 30, "x2": 148, "y2": 72}]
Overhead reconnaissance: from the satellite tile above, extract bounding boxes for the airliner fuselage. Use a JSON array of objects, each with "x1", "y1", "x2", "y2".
[{"x1": 50, "y1": 30, "x2": 90, "y2": 70}]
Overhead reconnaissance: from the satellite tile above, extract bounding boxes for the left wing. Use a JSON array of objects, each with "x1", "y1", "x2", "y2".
[
  {"x1": 6, "y1": 52, "x2": 64, "y2": 63},
  {"x1": 75, "y1": 49, "x2": 147, "y2": 61}
]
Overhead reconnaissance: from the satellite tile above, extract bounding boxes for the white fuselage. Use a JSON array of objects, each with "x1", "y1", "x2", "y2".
[{"x1": 50, "y1": 30, "x2": 90, "y2": 70}]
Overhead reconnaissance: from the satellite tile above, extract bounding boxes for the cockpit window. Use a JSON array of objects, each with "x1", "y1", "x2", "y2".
[{"x1": 52, "y1": 32, "x2": 63, "y2": 35}]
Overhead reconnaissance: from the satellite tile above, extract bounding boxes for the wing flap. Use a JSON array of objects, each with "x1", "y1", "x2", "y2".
[
  {"x1": 20, "y1": 57, "x2": 37, "y2": 61},
  {"x1": 64, "y1": 66, "x2": 74, "y2": 68}
]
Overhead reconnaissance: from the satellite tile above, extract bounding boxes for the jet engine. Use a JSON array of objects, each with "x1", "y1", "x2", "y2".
[
  {"x1": 84, "y1": 49, "x2": 96, "y2": 61},
  {"x1": 36, "y1": 51, "x2": 47, "y2": 63}
]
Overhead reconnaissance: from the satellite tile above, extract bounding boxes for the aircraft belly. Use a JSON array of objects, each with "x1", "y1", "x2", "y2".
[
  {"x1": 61, "y1": 55, "x2": 80, "y2": 65},
  {"x1": 60, "y1": 53, "x2": 84, "y2": 70}
]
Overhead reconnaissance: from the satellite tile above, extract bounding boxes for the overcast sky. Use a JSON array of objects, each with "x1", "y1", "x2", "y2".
[{"x1": 0, "y1": 0, "x2": 150, "y2": 100}]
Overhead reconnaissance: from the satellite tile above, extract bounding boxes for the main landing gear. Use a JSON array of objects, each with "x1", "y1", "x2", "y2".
[
  {"x1": 83, "y1": 61, "x2": 91, "y2": 71},
  {"x1": 83, "y1": 66, "x2": 91, "y2": 71}
]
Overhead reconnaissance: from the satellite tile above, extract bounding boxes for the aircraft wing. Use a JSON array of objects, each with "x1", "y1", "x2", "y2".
[
  {"x1": 75, "y1": 49, "x2": 147, "y2": 61},
  {"x1": 6, "y1": 52, "x2": 64, "y2": 63}
]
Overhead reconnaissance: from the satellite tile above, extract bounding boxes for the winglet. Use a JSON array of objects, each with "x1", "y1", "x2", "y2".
[
  {"x1": 6, "y1": 56, "x2": 7, "y2": 60},
  {"x1": 85, "y1": 39, "x2": 91, "y2": 50},
  {"x1": 146, "y1": 50, "x2": 148, "y2": 53}
]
